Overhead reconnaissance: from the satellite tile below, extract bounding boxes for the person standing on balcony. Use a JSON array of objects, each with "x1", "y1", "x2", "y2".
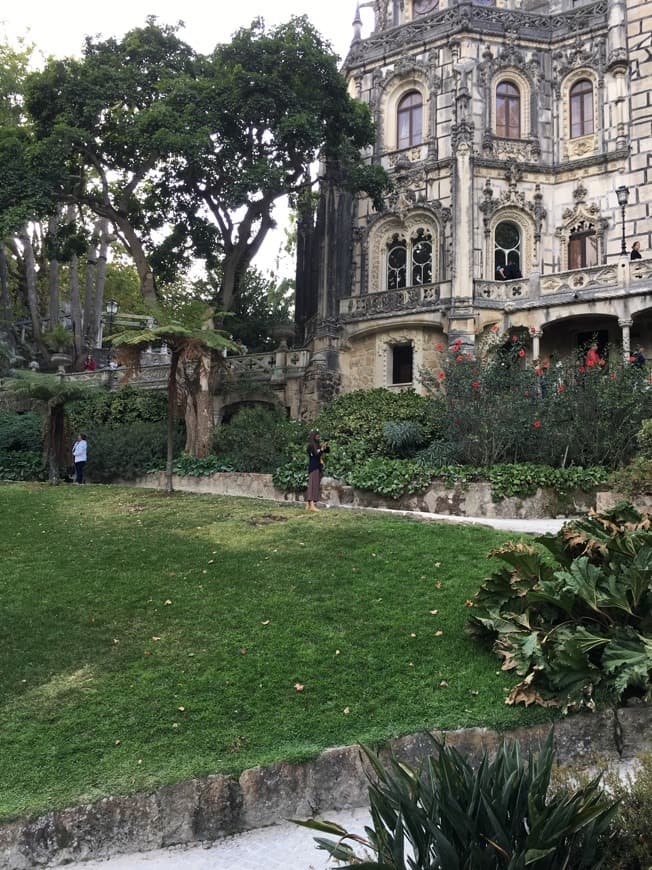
[
  {"x1": 305, "y1": 430, "x2": 329, "y2": 512},
  {"x1": 505, "y1": 257, "x2": 522, "y2": 280},
  {"x1": 630, "y1": 241, "x2": 642, "y2": 260},
  {"x1": 72, "y1": 434, "x2": 88, "y2": 485}
]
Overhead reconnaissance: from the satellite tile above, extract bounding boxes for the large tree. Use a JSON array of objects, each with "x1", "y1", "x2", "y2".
[
  {"x1": 162, "y1": 16, "x2": 388, "y2": 312},
  {"x1": 23, "y1": 16, "x2": 388, "y2": 312},
  {"x1": 23, "y1": 20, "x2": 198, "y2": 304}
]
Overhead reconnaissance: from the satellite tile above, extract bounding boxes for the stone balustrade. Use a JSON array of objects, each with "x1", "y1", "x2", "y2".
[{"x1": 339, "y1": 282, "x2": 446, "y2": 320}]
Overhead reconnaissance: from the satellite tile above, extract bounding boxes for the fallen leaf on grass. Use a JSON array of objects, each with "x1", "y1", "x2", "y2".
[
  {"x1": 464, "y1": 599, "x2": 475, "y2": 607},
  {"x1": 261, "y1": 619, "x2": 271, "y2": 626},
  {"x1": 435, "y1": 631, "x2": 443, "y2": 637},
  {"x1": 294, "y1": 683, "x2": 304, "y2": 692},
  {"x1": 343, "y1": 707, "x2": 350, "y2": 715},
  {"x1": 470, "y1": 690, "x2": 479, "y2": 696},
  {"x1": 151, "y1": 636, "x2": 161, "y2": 641},
  {"x1": 435, "y1": 582, "x2": 442, "y2": 589},
  {"x1": 429, "y1": 609, "x2": 439, "y2": 615},
  {"x1": 410, "y1": 632, "x2": 417, "y2": 637},
  {"x1": 178, "y1": 706, "x2": 185, "y2": 712},
  {"x1": 434, "y1": 562, "x2": 441, "y2": 568},
  {"x1": 164, "y1": 599, "x2": 172, "y2": 606},
  {"x1": 239, "y1": 648, "x2": 248, "y2": 655},
  {"x1": 439, "y1": 680, "x2": 449, "y2": 688},
  {"x1": 114, "y1": 739, "x2": 121, "y2": 746}
]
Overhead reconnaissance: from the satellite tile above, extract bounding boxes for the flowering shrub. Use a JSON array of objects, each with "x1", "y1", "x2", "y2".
[{"x1": 421, "y1": 337, "x2": 652, "y2": 468}]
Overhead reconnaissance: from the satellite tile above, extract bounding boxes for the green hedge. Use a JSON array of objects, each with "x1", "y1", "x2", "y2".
[
  {"x1": 0, "y1": 450, "x2": 45, "y2": 481},
  {"x1": 85, "y1": 422, "x2": 183, "y2": 483},
  {"x1": 0, "y1": 411, "x2": 42, "y2": 453}
]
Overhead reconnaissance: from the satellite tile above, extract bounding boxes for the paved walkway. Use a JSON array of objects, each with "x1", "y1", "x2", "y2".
[
  {"x1": 66, "y1": 511, "x2": 567, "y2": 869},
  {"x1": 338, "y1": 504, "x2": 567, "y2": 536},
  {"x1": 66, "y1": 807, "x2": 372, "y2": 869}
]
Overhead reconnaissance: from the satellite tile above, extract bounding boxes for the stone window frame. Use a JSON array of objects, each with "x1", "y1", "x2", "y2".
[
  {"x1": 492, "y1": 71, "x2": 531, "y2": 142},
  {"x1": 380, "y1": 73, "x2": 430, "y2": 157},
  {"x1": 560, "y1": 68, "x2": 599, "y2": 159},
  {"x1": 368, "y1": 211, "x2": 441, "y2": 292},
  {"x1": 379, "y1": 333, "x2": 421, "y2": 389},
  {"x1": 390, "y1": 342, "x2": 414, "y2": 385},
  {"x1": 556, "y1": 213, "x2": 605, "y2": 271},
  {"x1": 485, "y1": 207, "x2": 535, "y2": 281}
]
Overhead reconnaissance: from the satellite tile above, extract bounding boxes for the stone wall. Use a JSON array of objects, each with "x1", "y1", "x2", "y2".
[
  {"x1": 1, "y1": 706, "x2": 650, "y2": 868},
  {"x1": 135, "y1": 472, "x2": 597, "y2": 520}
]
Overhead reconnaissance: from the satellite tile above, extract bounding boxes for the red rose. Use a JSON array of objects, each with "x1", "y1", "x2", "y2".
[
  {"x1": 438, "y1": 371, "x2": 445, "y2": 380},
  {"x1": 533, "y1": 420, "x2": 542, "y2": 429},
  {"x1": 518, "y1": 349, "x2": 526, "y2": 358},
  {"x1": 436, "y1": 343, "x2": 444, "y2": 351}
]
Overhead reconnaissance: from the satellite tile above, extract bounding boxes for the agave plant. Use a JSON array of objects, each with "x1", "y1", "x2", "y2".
[
  {"x1": 467, "y1": 502, "x2": 652, "y2": 711},
  {"x1": 294, "y1": 733, "x2": 617, "y2": 869}
]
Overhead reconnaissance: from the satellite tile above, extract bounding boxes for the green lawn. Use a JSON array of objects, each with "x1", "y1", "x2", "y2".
[{"x1": 0, "y1": 483, "x2": 554, "y2": 820}]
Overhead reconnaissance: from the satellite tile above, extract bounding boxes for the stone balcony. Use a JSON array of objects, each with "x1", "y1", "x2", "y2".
[
  {"x1": 475, "y1": 259, "x2": 652, "y2": 307},
  {"x1": 339, "y1": 281, "x2": 450, "y2": 321}
]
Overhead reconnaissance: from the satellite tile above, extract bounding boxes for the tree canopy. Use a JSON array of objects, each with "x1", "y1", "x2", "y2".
[{"x1": 19, "y1": 16, "x2": 389, "y2": 311}]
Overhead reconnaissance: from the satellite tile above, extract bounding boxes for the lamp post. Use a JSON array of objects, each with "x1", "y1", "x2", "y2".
[
  {"x1": 105, "y1": 298, "x2": 119, "y2": 336},
  {"x1": 616, "y1": 185, "x2": 629, "y2": 256}
]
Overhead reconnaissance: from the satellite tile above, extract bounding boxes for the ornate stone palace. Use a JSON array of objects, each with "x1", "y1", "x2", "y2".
[{"x1": 292, "y1": 0, "x2": 652, "y2": 416}]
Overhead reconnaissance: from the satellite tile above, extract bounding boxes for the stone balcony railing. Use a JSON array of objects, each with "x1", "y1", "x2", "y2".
[
  {"x1": 339, "y1": 282, "x2": 449, "y2": 321},
  {"x1": 476, "y1": 259, "x2": 652, "y2": 304},
  {"x1": 475, "y1": 278, "x2": 530, "y2": 301}
]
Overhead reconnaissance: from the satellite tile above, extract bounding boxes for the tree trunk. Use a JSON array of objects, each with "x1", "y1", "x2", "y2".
[
  {"x1": 182, "y1": 350, "x2": 217, "y2": 457},
  {"x1": 0, "y1": 242, "x2": 10, "y2": 327},
  {"x1": 83, "y1": 221, "x2": 101, "y2": 347},
  {"x1": 114, "y1": 215, "x2": 157, "y2": 305},
  {"x1": 19, "y1": 228, "x2": 46, "y2": 354},
  {"x1": 69, "y1": 252, "x2": 83, "y2": 363},
  {"x1": 45, "y1": 400, "x2": 66, "y2": 485},
  {"x1": 48, "y1": 212, "x2": 60, "y2": 329},
  {"x1": 166, "y1": 349, "x2": 180, "y2": 494},
  {"x1": 93, "y1": 220, "x2": 110, "y2": 347}
]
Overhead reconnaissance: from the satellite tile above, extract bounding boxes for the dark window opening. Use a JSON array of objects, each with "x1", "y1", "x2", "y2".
[{"x1": 392, "y1": 345, "x2": 413, "y2": 384}]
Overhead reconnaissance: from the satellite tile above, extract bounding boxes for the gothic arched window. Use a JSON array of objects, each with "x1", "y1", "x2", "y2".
[
  {"x1": 495, "y1": 221, "x2": 522, "y2": 278},
  {"x1": 496, "y1": 81, "x2": 520, "y2": 139},
  {"x1": 387, "y1": 235, "x2": 407, "y2": 289},
  {"x1": 569, "y1": 79, "x2": 594, "y2": 138},
  {"x1": 411, "y1": 228, "x2": 432, "y2": 285},
  {"x1": 397, "y1": 91, "x2": 423, "y2": 149}
]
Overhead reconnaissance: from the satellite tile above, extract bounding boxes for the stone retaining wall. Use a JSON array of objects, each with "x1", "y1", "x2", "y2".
[
  {"x1": 1, "y1": 706, "x2": 650, "y2": 868},
  {"x1": 135, "y1": 471, "x2": 599, "y2": 519}
]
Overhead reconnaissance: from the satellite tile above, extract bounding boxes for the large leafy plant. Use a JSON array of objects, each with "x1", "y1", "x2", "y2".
[
  {"x1": 468, "y1": 503, "x2": 652, "y2": 712},
  {"x1": 295, "y1": 733, "x2": 617, "y2": 869}
]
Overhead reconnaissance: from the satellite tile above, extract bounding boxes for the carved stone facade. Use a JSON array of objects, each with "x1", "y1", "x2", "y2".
[{"x1": 294, "y1": 0, "x2": 652, "y2": 415}]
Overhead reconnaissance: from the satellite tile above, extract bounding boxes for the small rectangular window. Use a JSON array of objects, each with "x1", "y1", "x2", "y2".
[{"x1": 392, "y1": 345, "x2": 413, "y2": 384}]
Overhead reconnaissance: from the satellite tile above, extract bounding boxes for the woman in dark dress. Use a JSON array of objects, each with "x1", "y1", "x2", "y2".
[{"x1": 305, "y1": 430, "x2": 328, "y2": 511}]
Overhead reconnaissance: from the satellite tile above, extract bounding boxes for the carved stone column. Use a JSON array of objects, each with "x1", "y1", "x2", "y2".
[
  {"x1": 619, "y1": 318, "x2": 632, "y2": 361},
  {"x1": 531, "y1": 330, "x2": 542, "y2": 363}
]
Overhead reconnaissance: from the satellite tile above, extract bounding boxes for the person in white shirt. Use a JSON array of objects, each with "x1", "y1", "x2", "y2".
[{"x1": 72, "y1": 434, "x2": 88, "y2": 484}]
